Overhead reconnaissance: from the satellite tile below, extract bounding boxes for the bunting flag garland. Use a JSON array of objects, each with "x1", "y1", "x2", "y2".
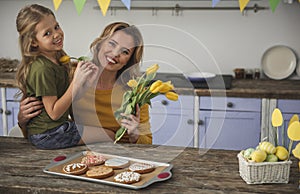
[
  {"x1": 53, "y1": 0, "x2": 62, "y2": 11},
  {"x1": 269, "y1": 0, "x2": 280, "y2": 13},
  {"x1": 212, "y1": 0, "x2": 220, "y2": 7},
  {"x1": 73, "y1": 0, "x2": 86, "y2": 15},
  {"x1": 239, "y1": 0, "x2": 250, "y2": 12},
  {"x1": 97, "y1": 0, "x2": 112, "y2": 16},
  {"x1": 51, "y1": 0, "x2": 293, "y2": 15},
  {"x1": 121, "y1": 0, "x2": 131, "y2": 10}
]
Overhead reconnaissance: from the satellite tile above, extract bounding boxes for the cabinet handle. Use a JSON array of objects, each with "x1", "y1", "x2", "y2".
[
  {"x1": 161, "y1": 100, "x2": 168, "y2": 106},
  {"x1": 0, "y1": 108, "x2": 3, "y2": 114},
  {"x1": 227, "y1": 102, "x2": 234, "y2": 108},
  {"x1": 187, "y1": 119, "x2": 193, "y2": 125},
  {"x1": 198, "y1": 120, "x2": 204, "y2": 125},
  {"x1": 5, "y1": 110, "x2": 11, "y2": 115}
]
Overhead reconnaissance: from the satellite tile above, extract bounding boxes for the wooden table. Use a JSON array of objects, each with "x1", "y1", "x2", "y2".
[{"x1": 0, "y1": 137, "x2": 299, "y2": 193}]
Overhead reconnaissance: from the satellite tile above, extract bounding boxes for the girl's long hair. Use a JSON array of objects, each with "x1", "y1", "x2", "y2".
[
  {"x1": 15, "y1": 4, "x2": 67, "y2": 97},
  {"x1": 89, "y1": 22, "x2": 144, "y2": 82}
]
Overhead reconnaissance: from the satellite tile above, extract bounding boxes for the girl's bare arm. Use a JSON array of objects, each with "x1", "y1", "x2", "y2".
[{"x1": 43, "y1": 62, "x2": 98, "y2": 120}]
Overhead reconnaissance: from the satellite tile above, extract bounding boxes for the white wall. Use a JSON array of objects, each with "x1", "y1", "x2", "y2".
[{"x1": 1, "y1": 0, "x2": 299, "y2": 77}]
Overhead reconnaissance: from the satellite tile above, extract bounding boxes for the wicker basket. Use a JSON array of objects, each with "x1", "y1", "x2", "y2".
[{"x1": 237, "y1": 153, "x2": 292, "y2": 184}]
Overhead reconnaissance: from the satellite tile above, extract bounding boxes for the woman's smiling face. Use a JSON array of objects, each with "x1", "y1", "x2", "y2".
[{"x1": 98, "y1": 30, "x2": 135, "y2": 72}]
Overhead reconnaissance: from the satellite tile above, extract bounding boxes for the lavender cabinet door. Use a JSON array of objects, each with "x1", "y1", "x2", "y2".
[
  {"x1": 0, "y1": 93, "x2": 3, "y2": 135},
  {"x1": 150, "y1": 95, "x2": 194, "y2": 147},
  {"x1": 150, "y1": 112, "x2": 194, "y2": 147},
  {"x1": 6, "y1": 101, "x2": 20, "y2": 133},
  {"x1": 198, "y1": 110, "x2": 261, "y2": 150}
]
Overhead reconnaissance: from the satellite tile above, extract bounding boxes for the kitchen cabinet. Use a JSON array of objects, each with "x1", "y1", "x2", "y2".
[
  {"x1": 0, "y1": 87, "x2": 20, "y2": 135},
  {"x1": 276, "y1": 99, "x2": 300, "y2": 149},
  {"x1": 198, "y1": 97, "x2": 261, "y2": 150},
  {"x1": 149, "y1": 94, "x2": 194, "y2": 147},
  {"x1": 0, "y1": 89, "x2": 2, "y2": 135}
]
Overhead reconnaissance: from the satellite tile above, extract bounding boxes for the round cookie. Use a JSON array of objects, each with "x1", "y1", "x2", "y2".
[
  {"x1": 86, "y1": 166, "x2": 114, "y2": 179},
  {"x1": 63, "y1": 163, "x2": 88, "y2": 175},
  {"x1": 128, "y1": 162, "x2": 155, "y2": 174},
  {"x1": 114, "y1": 171, "x2": 141, "y2": 184},
  {"x1": 105, "y1": 158, "x2": 129, "y2": 169},
  {"x1": 81, "y1": 152, "x2": 106, "y2": 167}
]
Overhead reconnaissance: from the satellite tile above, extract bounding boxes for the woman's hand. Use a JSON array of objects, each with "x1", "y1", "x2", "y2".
[
  {"x1": 18, "y1": 97, "x2": 43, "y2": 129},
  {"x1": 120, "y1": 105, "x2": 141, "y2": 143}
]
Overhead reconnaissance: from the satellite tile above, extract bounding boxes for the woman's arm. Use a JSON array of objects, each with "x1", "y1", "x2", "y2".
[{"x1": 18, "y1": 97, "x2": 43, "y2": 137}]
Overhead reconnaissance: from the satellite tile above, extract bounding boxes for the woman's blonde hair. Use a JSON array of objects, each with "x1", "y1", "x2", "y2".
[
  {"x1": 15, "y1": 4, "x2": 67, "y2": 97},
  {"x1": 90, "y1": 22, "x2": 144, "y2": 80}
]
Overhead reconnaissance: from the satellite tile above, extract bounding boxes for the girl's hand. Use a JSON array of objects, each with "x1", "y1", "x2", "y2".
[
  {"x1": 72, "y1": 61, "x2": 99, "y2": 96},
  {"x1": 120, "y1": 105, "x2": 140, "y2": 143}
]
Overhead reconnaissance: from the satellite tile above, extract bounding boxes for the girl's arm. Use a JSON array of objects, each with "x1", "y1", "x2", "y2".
[{"x1": 43, "y1": 62, "x2": 98, "y2": 121}]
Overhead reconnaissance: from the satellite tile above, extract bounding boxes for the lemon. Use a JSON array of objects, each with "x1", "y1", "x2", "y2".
[
  {"x1": 251, "y1": 150, "x2": 267, "y2": 162},
  {"x1": 275, "y1": 146, "x2": 289, "y2": 161},
  {"x1": 259, "y1": 141, "x2": 276, "y2": 154}
]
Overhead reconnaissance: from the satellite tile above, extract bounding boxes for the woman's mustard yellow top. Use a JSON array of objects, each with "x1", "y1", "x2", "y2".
[{"x1": 73, "y1": 87, "x2": 152, "y2": 144}]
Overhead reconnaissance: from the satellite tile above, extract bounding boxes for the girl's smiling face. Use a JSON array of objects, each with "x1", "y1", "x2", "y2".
[
  {"x1": 98, "y1": 30, "x2": 135, "y2": 72},
  {"x1": 33, "y1": 14, "x2": 64, "y2": 59}
]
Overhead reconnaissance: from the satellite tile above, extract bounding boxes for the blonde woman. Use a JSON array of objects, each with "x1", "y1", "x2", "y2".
[{"x1": 18, "y1": 22, "x2": 152, "y2": 145}]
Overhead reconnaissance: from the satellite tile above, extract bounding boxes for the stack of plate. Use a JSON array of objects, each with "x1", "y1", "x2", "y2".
[{"x1": 261, "y1": 45, "x2": 298, "y2": 80}]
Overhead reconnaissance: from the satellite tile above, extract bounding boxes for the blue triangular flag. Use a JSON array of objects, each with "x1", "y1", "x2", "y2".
[
  {"x1": 212, "y1": 0, "x2": 220, "y2": 7},
  {"x1": 121, "y1": 0, "x2": 131, "y2": 10}
]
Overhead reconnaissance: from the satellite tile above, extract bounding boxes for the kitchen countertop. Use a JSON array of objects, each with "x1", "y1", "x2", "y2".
[
  {"x1": 0, "y1": 136, "x2": 299, "y2": 193},
  {"x1": 1, "y1": 73, "x2": 300, "y2": 99},
  {"x1": 195, "y1": 79, "x2": 300, "y2": 99}
]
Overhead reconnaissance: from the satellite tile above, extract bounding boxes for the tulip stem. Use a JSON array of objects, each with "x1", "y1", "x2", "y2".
[
  {"x1": 281, "y1": 125, "x2": 285, "y2": 147},
  {"x1": 288, "y1": 140, "x2": 293, "y2": 161},
  {"x1": 276, "y1": 126, "x2": 279, "y2": 147}
]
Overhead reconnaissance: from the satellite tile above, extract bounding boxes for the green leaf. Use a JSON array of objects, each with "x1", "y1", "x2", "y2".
[
  {"x1": 114, "y1": 127, "x2": 127, "y2": 144},
  {"x1": 125, "y1": 104, "x2": 133, "y2": 114},
  {"x1": 114, "y1": 108, "x2": 123, "y2": 120},
  {"x1": 145, "y1": 72, "x2": 156, "y2": 81},
  {"x1": 122, "y1": 91, "x2": 132, "y2": 104},
  {"x1": 138, "y1": 89, "x2": 149, "y2": 102},
  {"x1": 77, "y1": 56, "x2": 90, "y2": 61}
]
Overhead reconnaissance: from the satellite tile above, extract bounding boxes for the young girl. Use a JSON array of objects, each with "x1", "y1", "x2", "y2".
[{"x1": 15, "y1": 4, "x2": 100, "y2": 149}]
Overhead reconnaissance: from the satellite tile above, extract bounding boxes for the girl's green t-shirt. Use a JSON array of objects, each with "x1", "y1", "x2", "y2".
[{"x1": 26, "y1": 56, "x2": 70, "y2": 135}]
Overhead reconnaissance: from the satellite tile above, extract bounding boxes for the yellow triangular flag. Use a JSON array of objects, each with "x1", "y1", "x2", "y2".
[
  {"x1": 239, "y1": 0, "x2": 250, "y2": 12},
  {"x1": 53, "y1": 0, "x2": 62, "y2": 11},
  {"x1": 97, "y1": 0, "x2": 111, "y2": 16}
]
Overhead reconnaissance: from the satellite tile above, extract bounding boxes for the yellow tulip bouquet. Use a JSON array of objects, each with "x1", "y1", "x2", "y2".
[{"x1": 114, "y1": 64, "x2": 178, "y2": 143}]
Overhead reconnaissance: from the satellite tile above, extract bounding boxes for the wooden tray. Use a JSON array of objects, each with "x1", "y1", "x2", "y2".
[{"x1": 43, "y1": 151, "x2": 173, "y2": 189}]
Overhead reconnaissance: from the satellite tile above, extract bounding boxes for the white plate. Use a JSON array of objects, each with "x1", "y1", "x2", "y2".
[
  {"x1": 185, "y1": 72, "x2": 216, "y2": 82},
  {"x1": 261, "y1": 45, "x2": 297, "y2": 80}
]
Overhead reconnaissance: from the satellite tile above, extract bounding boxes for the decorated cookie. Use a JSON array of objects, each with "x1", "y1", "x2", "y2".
[
  {"x1": 63, "y1": 163, "x2": 88, "y2": 175},
  {"x1": 128, "y1": 162, "x2": 155, "y2": 174},
  {"x1": 86, "y1": 166, "x2": 114, "y2": 179},
  {"x1": 105, "y1": 158, "x2": 129, "y2": 169},
  {"x1": 81, "y1": 151, "x2": 106, "y2": 167},
  {"x1": 114, "y1": 171, "x2": 141, "y2": 184}
]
